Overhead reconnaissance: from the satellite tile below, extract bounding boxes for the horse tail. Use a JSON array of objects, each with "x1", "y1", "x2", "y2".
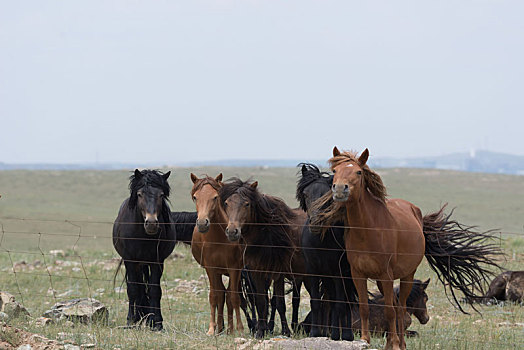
[
  {"x1": 422, "y1": 204, "x2": 504, "y2": 313},
  {"x1": 240, "y1": 267, "x2": 257, "y2": 333}
]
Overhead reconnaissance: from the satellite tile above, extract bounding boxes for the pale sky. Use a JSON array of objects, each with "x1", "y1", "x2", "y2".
[{"x1": 1, "y1": 1, "x2": 523, "y2": 164}]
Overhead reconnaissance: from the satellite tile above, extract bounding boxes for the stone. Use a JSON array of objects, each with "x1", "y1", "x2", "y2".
[
  {"x1": 64, "y1": 345, "x2": 81, "y2": 350},
  {"x1": 43, "y1": 298, "x2": 108, "y2": 324},
  {"x1": 250, "y1": 337, "x2": 370, "y2": 350},
  {"x1": 0, "y1": 311, "x2": 9, "y2": 322},
  {"x1": 16, "y1": 345, "x2": 32, "y2": 350},
  {"x1": 0, "y1": 291, "x2": 30, "y2": 318},
  {"x1": 34, "y1": 317, "x2": 53, "y2": 327}
]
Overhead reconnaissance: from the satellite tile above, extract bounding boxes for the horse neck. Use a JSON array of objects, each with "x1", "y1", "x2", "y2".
[{"x1": 344, "y1": 189, "x2": 389, "y2": 236}]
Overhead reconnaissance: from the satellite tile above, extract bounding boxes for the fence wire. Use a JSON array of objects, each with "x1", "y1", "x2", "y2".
[{"x1": 0, "y1": 216, "x2": 522, "y2": 348}]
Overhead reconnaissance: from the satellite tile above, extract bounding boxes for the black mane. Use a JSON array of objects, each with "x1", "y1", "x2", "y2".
[
  {"x1": 219, "y1": 177, "x2": 297, "y2": 273},
  {"x1": 128, "y1": 169, "x2": 171, "y2": 209},
  {"x1": 296, "y1": 163, "x2": 332, "y2": 212}
]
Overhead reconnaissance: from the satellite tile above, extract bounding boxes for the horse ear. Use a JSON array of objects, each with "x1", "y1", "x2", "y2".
[
  {"x1": 190, "y1": 173, "x2": 199, "y2": 184},
  {"x1": 358, "y1": 148, "x2": 369, "y2": 166},
  {"x1": 134, "y1": 169, "x2": 142, "y2": 178},
  {"x1": 423, "y1": 278, "x2": 430, "y2": 289},
  {"x1": 215, "y1": 173, "x2": 223, "y2": 182},
  {"x1": 163, "y1": 171, "x2": 171, "y2": 180},
  {"x1": 333, "y1": 146, "x2": 341, "y2": 157},
  {"x1": 301, "y1": 164, "x2": 308, "y2": 176},
  {"x1": 250, "y1": 181, "x2": 258, "y2": 189}
]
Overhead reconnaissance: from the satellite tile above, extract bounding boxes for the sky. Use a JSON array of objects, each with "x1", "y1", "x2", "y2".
[{"x1": 1, "y1": 1, "x2": 523, "y2": 165}]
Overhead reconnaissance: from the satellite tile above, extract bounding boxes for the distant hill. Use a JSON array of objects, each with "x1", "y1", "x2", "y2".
[{"x1": 1, "y1": 150, "x2": 523, "y2": 175}]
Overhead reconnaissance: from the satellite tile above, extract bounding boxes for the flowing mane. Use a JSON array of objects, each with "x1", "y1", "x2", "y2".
[
  {"x1": 309, "y1": 150, "x2": 387, "y2": 233},
  {"x1": 128, "y1": 169, "x2": 171, "y2": 209},
  {"x1": 296, "y1": 163, "x2": 332, "y2": 212},
  {"x1": 219, "y1": 177, "x2": 298, "y2": 273},
  {"x1": 329, "y1": 150, "x2": 387, "y2": 204}
]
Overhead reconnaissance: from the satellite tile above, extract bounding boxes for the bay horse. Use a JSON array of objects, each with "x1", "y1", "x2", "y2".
[
  {"x1": 190, "y1": 173, "x2": 246, "y2": 335},
  {"x1": 296, "y1": 163, "x2": 357, "y2": 340},
  {"x1": 219, "y1": 178, "x2": 308, "y2": 338},
  {"x1": 311, "y1": 148, "x2": 503, "y2": 350},
  {"x1": 113, "y1": 169, "x2": 197, "y2": 330}
]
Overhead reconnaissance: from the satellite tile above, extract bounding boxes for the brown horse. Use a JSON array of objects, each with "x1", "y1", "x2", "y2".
[
  {"x1": 311, "y1": 147, "x2": 502, "y2": 350},
  {"x1": 190, "y1": 173, "x2": 245, "y2": 335},
  {"x1": 219, "y1": 178, "x2": 308, "y2": 338}
]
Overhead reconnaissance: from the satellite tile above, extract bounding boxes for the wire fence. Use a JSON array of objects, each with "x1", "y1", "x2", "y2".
[{"x1": 0, "y1": 217, "x2": 522, "y2": 347}]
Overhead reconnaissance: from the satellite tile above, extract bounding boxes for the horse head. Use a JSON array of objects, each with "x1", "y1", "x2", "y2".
[
  {"x1": 129, "y1": 169, "x2": 171, "y2": 236},
  {"x1": 190, "y1": 173, "x2": 224, "y2": 234}
]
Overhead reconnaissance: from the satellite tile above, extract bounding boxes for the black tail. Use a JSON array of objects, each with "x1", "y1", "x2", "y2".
[
  {"x1": 171, "y1": 211, "x2": 197, "y2": 245},
  {"x1": 240, "y1": 267, "x2": 257, "y2": 333},
  {"x1": 423, "y1": 204, "x2": 504, "y2": 313}
]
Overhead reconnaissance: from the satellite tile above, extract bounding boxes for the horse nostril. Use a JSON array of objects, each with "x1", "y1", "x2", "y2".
[
  {"x1": 205, "y1": 219, "x2": 210, "y2": 226},
  {"x1": 344, "y1": 184, "x2": 348, "y2": 190},
  {"x1": 332, "y1": 184, "x2": 336, "y2": 190}
]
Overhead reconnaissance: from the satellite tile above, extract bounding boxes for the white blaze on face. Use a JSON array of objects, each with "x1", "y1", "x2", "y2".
[{"x1": 346, "y1": 164, "x2": 354, "y2": 167}]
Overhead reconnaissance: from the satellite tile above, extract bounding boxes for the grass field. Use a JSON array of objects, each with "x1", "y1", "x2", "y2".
[{"x1": 0, "y1": 167, "x2": 523, "y2": 349}]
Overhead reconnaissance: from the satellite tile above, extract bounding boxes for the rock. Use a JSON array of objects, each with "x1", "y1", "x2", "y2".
[
  {"x1": 43, "y1": 298, "x2": 108, "y2": 325},
  {"x1": 0, "y1": 291, "x2": 30, "y2": 318},
  {"x1": 16, "y1": 345, "x2": 32, "y2": 350},
  {"x1": 64, "y1": 345, "x2": 81, "y2": 350},
  {"x1": 0, "y1": 311, "x2": 9, "y2": 322},
  {"x1": 49, "y1": 250, "x2": 66, "y2": 257},
  {"x1": 81, "y1": 344, "x2": 96, "y2": 349},
  {"x1": 34, "y1": 317, "x2": 53, "y2": 327},
  {"x1": 250, "y1": 337, "x2": 370, "y2": 350}
]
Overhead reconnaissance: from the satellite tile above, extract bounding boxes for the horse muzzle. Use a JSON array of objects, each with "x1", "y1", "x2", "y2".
[
  {"x1": 225, "y1": 226, "x2": 241, "y2": 242},
  {"x1": 144, "y1": 215, "x2": 159, "y2": 235},
  {"x1": 196, "y1": 218, "x2": 210, "y2": 233},
  {"x1": 332, "y1": 184, "x2": 349, "y2": 202}
]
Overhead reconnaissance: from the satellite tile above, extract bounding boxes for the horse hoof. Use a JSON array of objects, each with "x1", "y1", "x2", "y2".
[
  {"x1": 255, "y1": 330, "x2": 266, "y2": 339},
  {"x1": 342, "y1": 332, "x2": 354, "y2": 341}
]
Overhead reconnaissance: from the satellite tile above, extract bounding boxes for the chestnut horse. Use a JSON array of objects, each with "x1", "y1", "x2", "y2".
[
  {"x1": 220, "y1": 178, "x2": 308, "y2": 338},
  {"x1": 312, "y1": 148, "x2": 502, "y2": 350},
  {"x1": 190, "y1": 173, "x2": 246, "y2": 335}
]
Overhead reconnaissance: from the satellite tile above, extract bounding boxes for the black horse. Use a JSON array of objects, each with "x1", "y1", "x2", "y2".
[
  {"x1": 297, "y1": 163, "x2": 357, "y2": 340},
  {"x1": 113, "y1": 169, "x2": 196, "y2": 330}
]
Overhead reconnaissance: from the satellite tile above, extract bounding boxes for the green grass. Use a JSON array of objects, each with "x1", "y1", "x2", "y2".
[{"x1": 0, "y1": 167, "x2": 523, "y2": 349}]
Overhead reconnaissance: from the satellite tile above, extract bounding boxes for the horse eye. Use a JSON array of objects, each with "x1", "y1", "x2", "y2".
[
  {"x1": 192, "y1": 196, "x2": 196, "y2": 201},
  {"x1": 213, "y1": 196, "x2": 218, "y2": 201},
  {"x1": 245, "y1": 202, "x2": 250, "y2": 207},
  {"x1": 356, "y1": 170, "x2": 362, "y2": 175},
  {"x1": 137, "y1": 192, "x2": 143, "y2": 198},
  {"x1": 332, "y1": 170, "x2": 336, "y2": 173}
]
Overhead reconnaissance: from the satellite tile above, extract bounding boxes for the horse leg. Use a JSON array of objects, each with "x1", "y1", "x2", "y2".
[
  {"x1": 229, "y1": 268, "x2": 244, "y2": 334},
  {"x1": 274, "y1": 276, "x2": 291, "y2": 336},
  {"x1": 342, "y1": 276, "x2": 356, "y2": 341},
  {"x1": 216, "y1": 276, "x2": 226, "y2": 334},
  {"x1": 124, "y1": 261, "x2": 145, "y2": 326},
  {"x1": 335, "y1": 277, "x2": 354, "y2": 341},
  {"x1": 205, "y1": 269, "x2": 218, "y2": 335},
  {"x1": 148, "y1": 262, "x2": 164, "y2": 330},
  {"x1": 291, "y1": 278, "x2": 302, "y2": 333},
  {"x1": 381, "y1": 277, "x2": 400, "y2": 350},
  {"x1": 398, "y1": 274, "x2": 414, "y2": 350},
  {"x1": 252, "y1": 272, "x2": 270, "y2": 339},
  {"x1": 351, "y1": 268, "x2": 370, "y2": 344},
  {"x1": 308, "y1": 275, "x2": 322, "y2": 337}
]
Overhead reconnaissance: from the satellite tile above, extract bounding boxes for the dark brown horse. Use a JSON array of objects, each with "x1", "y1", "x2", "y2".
[
  {"x1": 351, "y1": 279, "x2": 431, "y2": 337},
  {"x1": 311, "y1": 148, "x2": 503, "y2": 350},
  {"x1": 219, "y1": 178, "x2": 308, "y2": 338},
  {"x1": 190, "y1": 173, "x2": 245, "y2": 335},
  {"x1": 475, "y1": 270, "x2": 524, "y2": 304}
]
